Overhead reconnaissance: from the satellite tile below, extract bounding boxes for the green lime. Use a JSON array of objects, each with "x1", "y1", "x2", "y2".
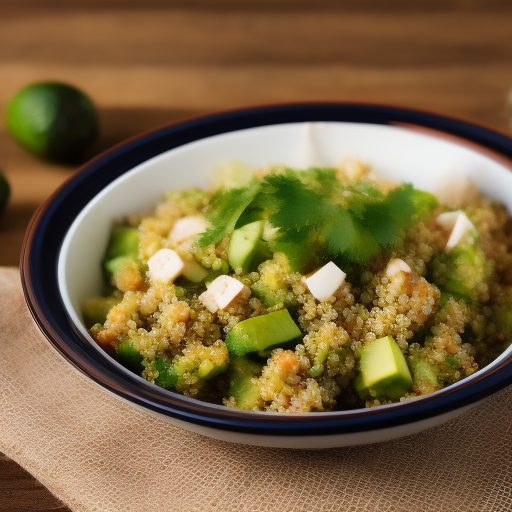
[
  {"x1": 0, "y1": 171, "x2": 10, "y2": 216},
  {"x1": 6, "y1": 82, "x2": 98, "y2": 163}
]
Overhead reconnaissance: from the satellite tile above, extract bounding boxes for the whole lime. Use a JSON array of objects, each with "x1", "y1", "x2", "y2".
[
  {"x1": 6, "y1": 82, "x2": 98, "y2": 163},
  {"x1": 0, "y1": 171, "x2": 10, "y2": 216}
]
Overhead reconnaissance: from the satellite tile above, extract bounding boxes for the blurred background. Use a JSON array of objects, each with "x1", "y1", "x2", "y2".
[{"x1": 1, "y1": 0, "x2": 512, "y2": 509}]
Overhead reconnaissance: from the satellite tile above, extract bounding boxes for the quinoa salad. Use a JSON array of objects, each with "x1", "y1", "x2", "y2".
[{"x1": 83, "y1": 161, "x2": 512, "y2": 413}]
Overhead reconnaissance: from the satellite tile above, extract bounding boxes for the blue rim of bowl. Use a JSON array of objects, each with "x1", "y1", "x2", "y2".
[{"x1": 21, "y1": 102, "x2": 512, "y2": 437}]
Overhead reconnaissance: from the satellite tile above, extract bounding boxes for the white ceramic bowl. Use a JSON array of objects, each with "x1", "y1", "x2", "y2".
[{"x1": 21, "y1": 103, "x2": 512, "y2": 448}]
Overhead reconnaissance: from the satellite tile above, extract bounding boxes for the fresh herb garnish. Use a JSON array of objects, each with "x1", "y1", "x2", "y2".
[
  {"x1": 198, "y1": 177, "x2": 261, "y2": 246},
  {"x1": 198, "y1": 167, "x2": 437, "y2": 265}
]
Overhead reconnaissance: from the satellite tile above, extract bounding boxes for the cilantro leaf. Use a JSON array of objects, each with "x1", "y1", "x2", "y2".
[
  {"x1": 198, "y1": 166, "x2": 437, "y2": 269},
  {"x1": 294, "y1": 167, "x2": 339, "y2": 194},
  {"x1": 386, "y1": 183, "x2": 418, "y2": 228},
  {"x1": 363, "y1": 203, "x2": 403, "y2": 247},
  {"x1": 380, "y1": 183, "x2": 437, "y2": 233},
  {"x1": 344, "y1": 182, "x2": 384, "y2": 219},
  {"x1": 321, "y1": 206, "x2": 381, "y2": 264},
  {"x1": 265, "y1": 172, "x2": 324, "y2": 237},
  {"x1": 198, "y1": 178, "x2": 261, "y2": 246}
]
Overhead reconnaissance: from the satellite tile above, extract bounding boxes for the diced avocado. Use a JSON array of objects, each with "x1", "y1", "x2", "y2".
[
  {"x1": 104, "y1": 255, "x2": 137, "y2": 275},
  {"x1": 197, "y1": 358, "x2": 228, "y2": 379},
  {"x1": 82, "y1": 295, "x2": 120, "y2": 328},
  {"x1": 225, "y1": 309, "x2": 302, "y2": 356},
  {"x1": 103, "y1": 226, "x2": 139, "y2": 275},
  {"x1": 272, "y1": 239, "x2": 314, "y2": 273},
  {"x1": 228, "y1": 220, "x2": 271, "y2": 273},
  {"x1": 182, "y1": 260, "x2": 209, "y2": 283},
  {"x1": 354, "y1": 335, "x2": 412, "y2": 399},
  {"x1": 227, "y1": 355, "x2": 263, "y2": 410},
  {"x1": 116, "y1": 341, "x2": 144, "y2": 374},
  {"x1": 429, "y1": 245, "x2": 488, "y2": 303}
]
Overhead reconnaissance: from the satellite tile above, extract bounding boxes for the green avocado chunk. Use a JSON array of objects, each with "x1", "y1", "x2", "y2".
[
  {"x1": 225, "y1": 309, "x2": 302, "y2": 356},
  {"x1": 228, "y1": 220, "x2": 271, "y2": 273},
  {"x1": 227, "y1": 355, "x2": 264, "y2": 410},
  {"x1": 354, "y1": 335, "x2": 412, "y2": 399},
  {"x1": 82, "y1": 295, "x2": 120, "y2": 328},
  {"x1": 116, "y1": 342, "x2": 144, "y2": 375},
  {"x1": 271, "y1": 238, "x2": 314, "y2": 273},
  {"x1": 103, "y1": 226, "x2": 139, "y2": 275},
  {"x1": 429, "y1": 245, "x2": 487, "y2": 303}
]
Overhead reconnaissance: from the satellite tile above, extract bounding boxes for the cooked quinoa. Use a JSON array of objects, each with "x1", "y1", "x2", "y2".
[{"x1": 83, "y1": 160, "x2": 512, "y2": 413}]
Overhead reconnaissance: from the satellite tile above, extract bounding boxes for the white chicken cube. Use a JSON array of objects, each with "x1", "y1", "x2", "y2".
[
  {"x1": 169, "y1": 216, "x2": 208, "y2": 245},
  {"x1": 436, "y1": 211, "x2": 475, "y2": 250},
  {"x1": 199, "y1": 275, "x2": 247, "y2": 313},
  {"x1": 385, "y1": 258, "x2": 412, "y2": 278},
  {"x1": 147, "y1": 249, "x2": 185, "y2": 283},
  {"x1": 304, "y1": 261, "x2": 346, "y2": 302}
]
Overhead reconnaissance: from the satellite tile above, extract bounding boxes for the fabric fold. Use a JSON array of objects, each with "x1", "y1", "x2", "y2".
[{"x1": 1, "y1": 267, "x2": 511, "y2": 512}]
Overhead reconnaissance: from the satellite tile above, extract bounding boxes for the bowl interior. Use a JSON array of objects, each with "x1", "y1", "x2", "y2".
[{"x1": 57, "y1": 120, "x2": 512, "y2": 389}]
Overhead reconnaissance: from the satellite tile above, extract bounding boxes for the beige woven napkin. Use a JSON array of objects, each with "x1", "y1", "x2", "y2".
[{"x1": 1, "y1": 266, "x2": 512, "y2": 512}]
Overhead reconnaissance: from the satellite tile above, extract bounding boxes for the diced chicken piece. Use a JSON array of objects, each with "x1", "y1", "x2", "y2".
[
  {"x1": 436, "y1": 211, "x2": 475, "y2": 250},
  {"x1": 147, "y1": 248, "x2": 185, "y2": 283},
  {"x1": 304, "y1": 261, "x2": 346, "y2": 302},
  {"x1": 169, "y1": 216, "x2": 208, "y2": 244},
  {"x1": 199, "y1": 275, "x2": 250, "y2": 313},
  {"x1": 385, "y1": 258, "x2": 412, "y2": 278}
]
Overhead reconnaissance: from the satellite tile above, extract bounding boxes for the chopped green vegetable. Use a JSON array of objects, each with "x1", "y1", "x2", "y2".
[
  {"x1": 82, "y1": 295, "x2": 120, "y2": 328},
  {"x1": 152, "y1": 356, "x2": 179, "y2": 389},
  {"x1": 182, "y1": 260, "x2": 209, "y2": 282},
  {"x1": 103, "y1": 226, "x2": 139, "y2": 277},
  {"x1": 227, "y1": 356, "x2": 263, "y2": 410},
  {"x1": 355, "y1": 335, "x2": 413, "y2": 399},
  {"x1": 228, "y1": 220, "x2": 271, "y2": 273},
  {"x1": 116, "y1": 342, "x2": 144, "y2": 374},
  {"x1": 271, "y1": 236, "x2": 314, "y2": 273},
  {"x1": 429, "y1": 245, "x2": 490, "y2": 303},
  {"x1": 225, "y1": 309, "x2": 302, "y2": 356}
]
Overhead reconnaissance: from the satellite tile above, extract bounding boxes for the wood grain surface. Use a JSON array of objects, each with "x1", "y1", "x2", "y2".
[{"x1": 1, "y1": 1, "x2": 511, "y2": 510}]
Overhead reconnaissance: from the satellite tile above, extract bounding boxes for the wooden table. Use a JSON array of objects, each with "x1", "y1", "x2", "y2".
[{"x1": 1, "y1": 1, "x2": 512, "y2": 510}]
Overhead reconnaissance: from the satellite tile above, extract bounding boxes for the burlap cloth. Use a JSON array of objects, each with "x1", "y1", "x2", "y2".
[{"x1": 1, "y1": 266, "x2": 512, "y2": 512}]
